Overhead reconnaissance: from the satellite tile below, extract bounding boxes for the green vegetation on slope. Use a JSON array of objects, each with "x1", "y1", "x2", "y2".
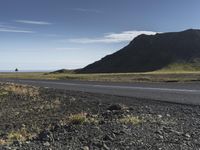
[
  {"x1": 160, "y1": 62, "x2": 200, "y2": 72},
  {"x1": 1, "y1": 71, "x2": 200, "y2": 83}
]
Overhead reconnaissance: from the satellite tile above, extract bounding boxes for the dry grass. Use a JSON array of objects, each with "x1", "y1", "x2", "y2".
[
  {"x1": 0, "y1": 139, "x2": 6, "y2": 145},
  {"x1": 119, "y1": 115, "x2": 143, "y2": 125},
  {"x1": 1, "y1": 71, "x2": 200, "y2": 83},
  {"x1": 4, "y1": 127, "x2": 36, "y2": 145},
  {"x1": 2, "y1": 83, "x2": 39, "y2": 97},
  {"x1": 7, "y1": 131, "x2": 27, "y2": 142},
  {"x1": 36, "y1": 98, "x2": 61, "y2": 111},
  {"x1": 68, "y1": 113, "x2": 87, "y2": 125},
  {"x1": 0, "y1": 91, "x2": 8, "y2": 96},
  {"x1": 61, "y1": 113, "x2": 99, "y2": 125}
]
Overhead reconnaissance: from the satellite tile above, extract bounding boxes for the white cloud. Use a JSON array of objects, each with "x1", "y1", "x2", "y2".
[
  {"x1": 0, "y1": 23, "x2": 34, "y2": 33},
  {"x1": 0, "y1": 28, "x2": 34, "y2": 33},
  {"x1": 15, "y1": 20, "x2": 52, "y2": 25},
  {"x1": 72, "y1": 8, "x2": 102, "y2": 13},
  {"x1": 55, "y1": 47, "x2": 81, "y2": 50},
  {"x1": 68, "y1": 31, "x2": 156, "y2": 44}
]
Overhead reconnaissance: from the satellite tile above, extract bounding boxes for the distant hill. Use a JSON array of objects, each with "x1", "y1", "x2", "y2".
[
  {"x1": 50, "y1": 69, "x2": 74, "y2": 74},
  {"x1": 77, "y1": 29, "x2": 200, "y2": 73}
]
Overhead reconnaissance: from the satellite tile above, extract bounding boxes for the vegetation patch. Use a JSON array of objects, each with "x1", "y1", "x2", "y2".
[
  {"x1": 2, "y1": 83, "x2": 39, "y2": 97},
  {"x1": 61, "y1": 113, "x2": 99, "y2": 125},
  {"x1": 5, "y1": 127, "x2": 35, "y2": 145},
  {"x1": 0, "y1": 139, "x2": 6, "y2": 145},
  {"x1": 68, "y1": 113, "x2": 87, "y2": 125},
  {"x1": 119, "y1": 115, "x2": 143, "y2": 125},
  {"x1": 1, "y1": 71, "x2": 200, "y2": 83},
  {"x1": 0, "y1": 90, "x2": 8, "y2": 96}
]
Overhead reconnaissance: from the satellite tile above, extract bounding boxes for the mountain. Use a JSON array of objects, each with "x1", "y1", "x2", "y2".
[{"x1": 77, "y1": 29, "x2": 200, "y2": 73}]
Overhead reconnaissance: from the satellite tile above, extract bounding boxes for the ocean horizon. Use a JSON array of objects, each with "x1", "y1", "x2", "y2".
[{"x1": 0, "y1": 70, "x2": 52, "y2": 73}]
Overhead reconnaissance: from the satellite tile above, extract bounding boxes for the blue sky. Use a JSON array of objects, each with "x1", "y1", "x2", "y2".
[{"x1": 0, "y1": 0, "x2": 200, "y2": 71}]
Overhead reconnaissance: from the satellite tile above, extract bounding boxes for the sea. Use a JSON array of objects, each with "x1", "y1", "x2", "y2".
[{"x1": 0, "y1": 70, "x2": 52, "y2": 73}]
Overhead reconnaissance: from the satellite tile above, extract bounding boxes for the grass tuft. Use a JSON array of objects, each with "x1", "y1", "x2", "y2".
[
  {"x1": 61, "y1": 113, "x2": 99, "y2": 125},
  {"x1": 119, "y1": 115, "x2": 143, "y2": 125},
  {"x1": 0, "y1": 91, "x2": 8, "y2": 96},
  {"x1": 6, "y1": 127, "x2": 34, "y2": 144},
  {"x1": 0, "y1": 139, "x2": 6, "y2": 145},
  {"x1": 68, "y1": 113, "x2": 87, "y2": 125}
]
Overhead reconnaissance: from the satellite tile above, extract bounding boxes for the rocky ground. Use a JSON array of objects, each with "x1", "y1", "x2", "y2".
[{"x1": 0, "y1": 83, "x2": 200, "y2": 150}]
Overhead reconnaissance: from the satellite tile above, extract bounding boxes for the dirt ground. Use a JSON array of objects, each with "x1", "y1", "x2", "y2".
[{"x1": 0, "y1": 83, "x2": 200, "y2": 150}]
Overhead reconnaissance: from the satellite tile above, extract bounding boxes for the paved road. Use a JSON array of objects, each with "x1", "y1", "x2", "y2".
[{"x1": 0, "y1": 78, "x2": 200, "y2": 105}]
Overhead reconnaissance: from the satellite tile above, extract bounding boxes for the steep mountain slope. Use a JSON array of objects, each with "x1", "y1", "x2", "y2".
[{"x1": 78, "y1": 29, "x2": 200, "y2": 73}]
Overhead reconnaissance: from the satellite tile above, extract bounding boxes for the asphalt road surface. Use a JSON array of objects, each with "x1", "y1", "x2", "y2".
[{"x1": 0, "y1": 78, "x2": 200, "y2": 105}]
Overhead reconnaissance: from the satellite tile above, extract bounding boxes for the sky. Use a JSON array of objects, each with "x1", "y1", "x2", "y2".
[{"x1": 0, "y1": 0, "x2": 200, "y2": 71}]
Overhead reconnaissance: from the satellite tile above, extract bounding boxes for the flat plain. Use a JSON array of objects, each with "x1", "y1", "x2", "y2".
[{"x1": 1, "y1": 71, "x2": 200, "y2": 83}]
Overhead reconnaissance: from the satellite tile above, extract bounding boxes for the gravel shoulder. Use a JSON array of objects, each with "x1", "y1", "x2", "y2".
[{"x1": 0, "y1": 82, "x2": 200, "y2": 150}]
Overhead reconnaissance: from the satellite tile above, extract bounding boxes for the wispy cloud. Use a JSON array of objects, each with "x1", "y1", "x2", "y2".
[
  {"x1": 0, "y1": 24, "x2": 34, "y2": 33},
  {"x1": 0, "y1": 28, "x2": 34, "y2": 33},
  {"x1": 67, "y1": 31, "x2": 156, "y2": 44},
  {"x1": 55, "y1": 47, "x2": 81, "y2": 51},
  {"x1": 72, "y1": 8, "x2": 102, "y2": 14},
  {"x1": 0, "y1": 24, "x2": 18, "y2": 29},
  {"x1": 15, "y1": 20, "x2": 52, "y2": 25}
]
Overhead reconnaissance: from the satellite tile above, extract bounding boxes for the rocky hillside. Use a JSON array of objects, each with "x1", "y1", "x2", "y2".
[{"x1": 78, "y1": 29, "x2": 200, "y2": 73}]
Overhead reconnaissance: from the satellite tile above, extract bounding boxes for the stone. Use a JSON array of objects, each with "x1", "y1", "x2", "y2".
[
  {"x1": 158, "y1": 135, "x2": 164, "y2": 140},
  {"x1": 107, "y1": 104, "x2": 123, "y2": 111},
  {"x1": 183, "y1": 133, "x2": 191, "y2": 138},
  {"x1": 103, "y1": 143, "x2": 110, "y2": 150},
  {"x1": 13, "y1": 140, "x2": 22, "y2": 146},
  {"x1": 103, "y1": 135, "x2": 114, "y2": 141},
  {"x1": 81, "y1": 146, "x2": 89, "y2": 150},
  {"x1": 38, "y1": 130, "x2": 53, "y2": 142},
  {"x1": 43, "y1": 142, "x2": 50, "y2": 147},
  {"x1": 155, "y1": 130, "x2": 162, "y2": 135}
]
